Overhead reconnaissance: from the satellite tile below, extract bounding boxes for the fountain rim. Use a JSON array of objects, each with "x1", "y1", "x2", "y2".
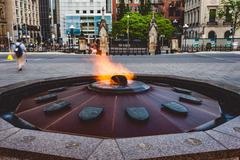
[{"x1": 0, "y1": 74, "x2": 240, "y2": 159}]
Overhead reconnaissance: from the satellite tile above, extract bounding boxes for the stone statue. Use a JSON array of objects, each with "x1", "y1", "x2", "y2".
[
  {"x1": 98, "y1": 7, "x2": 109, "y2": 55},
  {"x1": 148, "y1": 13, "x2": 158, "y2": 55}
]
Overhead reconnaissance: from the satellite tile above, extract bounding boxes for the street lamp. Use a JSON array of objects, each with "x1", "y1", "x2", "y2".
[
  {"x1": 69, "y1": 24, "x2": 75, "y2": 52},
  {"x1": 173, "y1": 19, "x2": 178, "y2": 25},
  {"x1": 183, "y1": 24, "x2": 189, "y2": 52},
  {"x1": 127, "y1": 15, "x2": 130, "y2": 52},
  {"x1": 160, "y1": 35, "x2": 165, "y2": 50},
  {"x1": 173, "y1": 19, "x2": 178, "y2": 38},
  {"x1": 67, "y1": 32, "x2": 70, "y2": 52}
]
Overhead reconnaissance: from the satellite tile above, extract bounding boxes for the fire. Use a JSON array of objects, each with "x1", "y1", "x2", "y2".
[{"x1": 92, "y1": 55, "x2": 134, "y2": 84}]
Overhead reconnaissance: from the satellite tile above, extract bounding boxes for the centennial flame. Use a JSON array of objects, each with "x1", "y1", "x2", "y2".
[{"x1": 92, "y1": 55, "x2": 134, "y2": 84}]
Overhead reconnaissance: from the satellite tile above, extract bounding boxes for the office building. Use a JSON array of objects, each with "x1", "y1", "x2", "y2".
[
  {"x1": 58, "y1": 0, "x2": 112, "y2": 44},
  {"x1": 6, "y1": 0, "x2": 41, "y2": 44},
  {"x1": 0, "y1": 0, "x2": 7, "y2": 49}
]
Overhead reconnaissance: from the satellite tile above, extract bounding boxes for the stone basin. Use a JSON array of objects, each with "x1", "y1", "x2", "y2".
[{"x1": 0, "y1": 75, "x2": 239, "y2": 160}]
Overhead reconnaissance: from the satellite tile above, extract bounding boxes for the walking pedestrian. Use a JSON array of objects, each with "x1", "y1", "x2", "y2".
[{"x1": 13, "y1": 39, "x2": 27, "y2": 71}]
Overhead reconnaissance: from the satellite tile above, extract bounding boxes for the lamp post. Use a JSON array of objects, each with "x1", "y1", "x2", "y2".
[
  {"x1": 127, "y1": 15, "x2": 130, "y2": 52},
  {"x1": 173, "y1": 19, "x2": 178, "y2": 38},
  {"x1": 67, "y1": 32, "x2": 70, "y2": 52},
  {"x1": 69, "y1": 24, "x2": 75, "y2": 52},
  {"x1": 183, "y1": 24, "x2": 189, "y2": 52},
  {"x1": 160, "y1": 35, "x2": 165, "y2": 49},
  {"x1": 173, "y1": 19, "x2": 178, "y2": 27}
]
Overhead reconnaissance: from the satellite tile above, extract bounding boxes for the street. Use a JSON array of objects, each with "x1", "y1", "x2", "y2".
[{"x1": 0, "y1": 52, "x2": 240, "y2": 89}]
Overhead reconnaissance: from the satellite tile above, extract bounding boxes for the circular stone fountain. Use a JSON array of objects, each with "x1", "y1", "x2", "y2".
[{"x1": 10, "y1": 75, "x2": 224, "y2": 138}]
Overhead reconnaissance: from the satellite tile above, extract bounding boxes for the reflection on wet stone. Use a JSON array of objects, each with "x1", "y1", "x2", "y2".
[{"x1": 184, "y1": 138, "x2": 202, "y2": 146}]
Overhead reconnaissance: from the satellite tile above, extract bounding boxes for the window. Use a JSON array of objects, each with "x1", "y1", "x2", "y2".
[
  {"x1": 97, "y1": 10, "x2": 101, "y2": 13},
  {"x1": 175, "y1": 10, "x2": 181, "y2": 16},
  {"x1": 90, "y1": 10, "x2": 94, "y2": 14},
  {"x1": 106, "y1": 0, "x2": 111, "y2": 13},
  {"x1": 224, "y1": 31, "x2": 231, "y2": 39},
  {"x1": 176, "y1": 1, "x2": 181, "y2": 7},
  {"x1": 208, "y1": 31, "x2": 217, "y2": 40},
  {"x1": 76, "y1": 10, "x2": 80, "y2": 14},
  {"x1": 83, "y1": 10, "x2": 87, "y2": 14},
  {"x1": 209, "y1": 9, "x2": 216, "y2": 22},
  {"x1": 225, "y1": 7, "x2": 232, "y2": 22},
  {"x1": 169, "y1": 7, "x2": 174, "y2": 17}
]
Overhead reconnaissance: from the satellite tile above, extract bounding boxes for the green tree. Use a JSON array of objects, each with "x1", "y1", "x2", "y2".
[
  {"x1": 139, "y1": 0, "x2": 152, "y2": 15},
  {"x1": 218, "y1": 0, "x2": 240, "y2": 41},
  {"x1": 112, "y1": 12, "x2": 174, "y2": 41}
]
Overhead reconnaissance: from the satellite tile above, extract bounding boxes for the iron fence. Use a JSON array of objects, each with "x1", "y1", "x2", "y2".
[{"x1": 184, "y1": 44, "x2": 240, "y2": 52}]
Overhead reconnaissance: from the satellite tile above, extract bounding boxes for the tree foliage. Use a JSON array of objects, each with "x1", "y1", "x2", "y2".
[
  {"x1": 112, "y1": 12, "x2": 174, "y2": 40},
  {"x1": 218, "y1": 0, "x2": 240, "y2": 39}
]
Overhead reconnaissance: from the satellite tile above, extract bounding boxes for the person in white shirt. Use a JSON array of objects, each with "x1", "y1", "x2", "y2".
[{"x1": 13, "y1": 39, "x2": 27, "y2": 71}]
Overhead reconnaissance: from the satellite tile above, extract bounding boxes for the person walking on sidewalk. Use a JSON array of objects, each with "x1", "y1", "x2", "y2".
[{"x1": 13, "y1": 39, "x2": 27, "y2": 71}]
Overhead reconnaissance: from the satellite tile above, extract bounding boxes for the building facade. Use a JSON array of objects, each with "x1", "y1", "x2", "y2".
[
  {"x1": 114, "y1": 0, "x2": 184, "y2": 24},
  {"x1": 6, "y1": 0, "x2": 41, "y2": 44},
  {"x1": 39, "y1": 0, "x2": 51, "y2": 43},
  {"x1": 39, "y1": 0, "x2": 59, "y2": 44},
  {"x1": 115, "y1": 0, "x2": 140, "y2": 20},
  {"x1": 157, "y1": 0, "x2": 184, "y2": 24},
  {"x1": 58, "y1": 0, "x2": 112, "y2": 44},
  {"x1": 184, "y1": 0, "x2": 240, "y2": 46},
  {"x1": 0, "y1": 0, "x2": 7, "y2": 49}
]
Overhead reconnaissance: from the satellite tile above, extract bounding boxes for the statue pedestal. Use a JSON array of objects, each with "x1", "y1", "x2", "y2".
[
  {"x1": 79, "y1": 38, "x2": 87, "y2": 54},
  {"x1": 149, "y1": 43, "x2": 157, "y2": 55},
  {"x1": 99, "y1": 36, "x2": 109, "y2": 55}
]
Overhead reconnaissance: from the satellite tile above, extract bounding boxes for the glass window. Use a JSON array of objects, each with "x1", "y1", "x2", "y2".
[{"x1": 209, "y1": 9, "x2": 216, "y2": 22}]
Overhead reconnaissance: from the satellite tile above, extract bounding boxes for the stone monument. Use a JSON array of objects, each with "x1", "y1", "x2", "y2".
[
  {"x1": 148, "y1": 13, "x2": 158, "y2": 55},
  {"x1": 98, "y1": 7, "x2": 109, "y2": 55},
  {"x1": 79, "y1": 31, "x2": 87, "y2": 54}
]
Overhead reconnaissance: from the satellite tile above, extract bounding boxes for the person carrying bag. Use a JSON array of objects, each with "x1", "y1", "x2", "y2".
[{"x1": 14, "y1": 39, "x2": 27, "y2": 71}]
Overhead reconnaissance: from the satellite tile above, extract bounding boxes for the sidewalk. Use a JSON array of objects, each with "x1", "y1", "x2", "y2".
[
  {"x1": 0, "y1": 52, "x2": 239, "y2": 91},
  {"x1": 1, "y1": 50, "x2": 240, "y2": 55}
]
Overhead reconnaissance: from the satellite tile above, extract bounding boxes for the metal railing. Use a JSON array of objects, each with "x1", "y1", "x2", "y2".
[{"x1": 184, "y1": 44, "x2": 240, "y2": 52}]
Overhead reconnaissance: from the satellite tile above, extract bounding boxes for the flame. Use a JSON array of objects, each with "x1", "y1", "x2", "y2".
[{"x1": 92, "y1": 55, "x2": 134, "y2": 84}]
